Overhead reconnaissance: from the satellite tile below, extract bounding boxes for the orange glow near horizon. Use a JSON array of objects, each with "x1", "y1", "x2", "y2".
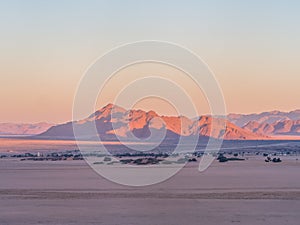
[{"x1": 0, "y1": 1, "x2": 299, "y2": 123}]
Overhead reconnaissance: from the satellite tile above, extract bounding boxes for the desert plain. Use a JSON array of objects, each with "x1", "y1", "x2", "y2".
[{"x1": 0, "y1": 138, "x2": 300, "y2": 225}]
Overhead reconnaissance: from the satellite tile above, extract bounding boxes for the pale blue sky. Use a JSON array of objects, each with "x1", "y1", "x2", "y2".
[{"x1": 0, "y1": 0, "x2": 299, "y2": 122}]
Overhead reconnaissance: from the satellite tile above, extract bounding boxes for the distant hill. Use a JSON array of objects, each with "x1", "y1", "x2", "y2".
[
  {"x1": 38, "y1": 104, "x2": 265, "y2": 140},
  {"x1": 0, "y1": 122, "x2": 54, "y2": 135},
  {"x1": 227, "y1": 110, "x2": 300, "y2": 137},
  {"x1": 228, "y1": 110, "x2": 300, "y2": 127},
  {"x1": 243, "y1": 119, "x2": 300, "y2": 136}
]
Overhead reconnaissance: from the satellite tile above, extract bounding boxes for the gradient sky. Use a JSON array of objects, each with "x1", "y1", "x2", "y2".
[{"x1": 0, "y1": 0, "x2": 299, "y2": 123}]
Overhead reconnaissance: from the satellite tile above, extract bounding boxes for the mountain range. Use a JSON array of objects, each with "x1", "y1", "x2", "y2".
[
  {"x1": 243, "y1": 119, "x2": 300, "y2": 136},
  {"x1": 228, "y1": 110, "x2": 300, "y2": 137},
  {"x1": 37, "y1": 104, "x2": 265, "y2": 140},
  {"x1": 2, "y1": 105, "x2": 300, "y2": 140},
  {"x1": 0, "y1": 122, "x2": 53, "y2": 135},
  {"x1": 228, "y1": 110, "x2": 300, "y2": 127}
]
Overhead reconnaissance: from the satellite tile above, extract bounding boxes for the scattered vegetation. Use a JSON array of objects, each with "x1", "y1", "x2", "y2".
[
  {"x1": 120, "y1": 157, "x2": 162, "y2": 165},
  {"x1": 217, "y1": 154, "x2": 245, "y2": 163},
  {"x1": 188, "y1": 158, "x2": 197, "y2": 162},
  {"x1": 265, "y1": 157, "x2": 282, "y2": 163}
]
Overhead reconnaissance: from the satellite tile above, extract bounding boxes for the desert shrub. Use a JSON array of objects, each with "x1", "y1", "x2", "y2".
[{"x1": 272, "y1": 158, "x2": 282, "y2": 163}]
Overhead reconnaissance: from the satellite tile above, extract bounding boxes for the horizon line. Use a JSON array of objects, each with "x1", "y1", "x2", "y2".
[{"x1": 1, "y1": 104, "x2": 300, "y2": 124}]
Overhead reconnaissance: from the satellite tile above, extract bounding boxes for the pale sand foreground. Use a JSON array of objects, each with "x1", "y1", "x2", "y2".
[{"x1": 0, "y1": 157, "x2": 300, "y2": 225}]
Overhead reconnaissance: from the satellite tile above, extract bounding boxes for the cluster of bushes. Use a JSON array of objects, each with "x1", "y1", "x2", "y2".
[
  {"x1": 265, "y1": 157, "x2": 282, "y2": 163},
  {"x1": 188, "y1": 158, "x2": 197, "y2": 162},
  {"x1": 217, "y1": 154, "x2": 245, "y2": 163},
  {"x1": 120, "y1": 157, "x2": 162, "y2": 165}
]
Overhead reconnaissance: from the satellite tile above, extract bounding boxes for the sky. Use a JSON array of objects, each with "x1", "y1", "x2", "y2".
[{"x1": 0, "y1": 0, "x2": 299, "y2": 123}]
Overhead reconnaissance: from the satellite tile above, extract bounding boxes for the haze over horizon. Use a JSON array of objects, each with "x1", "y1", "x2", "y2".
[
  {"x1": 1, "y1": 103, "x2": 300, "y2": 125},
  {"x1": 1, "y1": 0, "x2": 299, "y2": 123}
]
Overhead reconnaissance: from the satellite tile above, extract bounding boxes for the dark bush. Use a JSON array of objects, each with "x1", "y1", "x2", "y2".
[{"x1": 272, "y1": 158, "x2": 282, "y2": 163}]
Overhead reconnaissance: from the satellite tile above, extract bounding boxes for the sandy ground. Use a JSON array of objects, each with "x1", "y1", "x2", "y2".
[
  {"x1": 0, "y1": 138, "x2": 157, "y2": 154},
  {"x1": 0, "y1": 157, "x2": 300, "y2": 225}
]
